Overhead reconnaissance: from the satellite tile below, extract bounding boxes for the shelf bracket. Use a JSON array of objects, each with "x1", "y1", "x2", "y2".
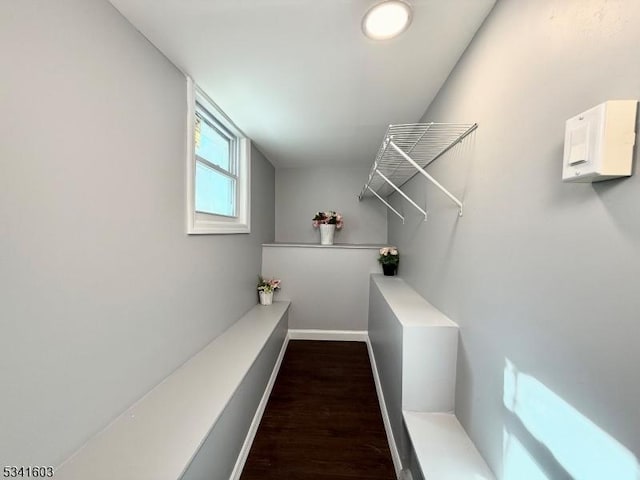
[
  {"x1": 365, "y1": 185, "x2": 405, "y2": 224},
  {"x1": 388, "y1": 140, "x2": 464, "y2": 217},
  {"x1": 376, "y1": 169, "x2": 428, "y2": 221}
]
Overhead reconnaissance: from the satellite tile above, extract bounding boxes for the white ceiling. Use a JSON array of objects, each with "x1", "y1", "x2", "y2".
[{"x1": 109, "y1": 0, "x2": 495, "y2": 168}]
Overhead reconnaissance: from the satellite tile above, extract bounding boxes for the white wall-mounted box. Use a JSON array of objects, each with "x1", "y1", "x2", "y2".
[{"x1": 562, "y1": 100, "x2": 637, "y2": 182}]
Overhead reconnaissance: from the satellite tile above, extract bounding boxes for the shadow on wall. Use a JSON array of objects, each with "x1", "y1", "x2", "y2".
[
  {"x1": 502, "y1": 359, "x2": 640, "y2": 480},
  {"x1": 387, "y1": 129, "x2": 478, "y2": 296}
]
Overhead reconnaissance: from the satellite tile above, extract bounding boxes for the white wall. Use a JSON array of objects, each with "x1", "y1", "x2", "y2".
[
  {"x1": 0, "y1": 0, "x2": 274, "y2": 467},
  {"x1": 388, "y1": 0, "x2": 640, "y2": 478},
  {"x1": 262, "y1": 245, "x2": 380, "y2": 331},
  {"x1": 275, "y1": 167, "x2": 388, "y2": 244}
]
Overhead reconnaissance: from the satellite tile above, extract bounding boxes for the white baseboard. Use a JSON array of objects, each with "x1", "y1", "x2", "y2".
[
  {"x1": 288, "y1": 329, "x2": 368, "y2": 342},
  {"x1": 366, "y1": 336, "x2": 404, "y2": 478},
  {"x1": 229, "y1": 335, "x2": 290, "y2": 480}
]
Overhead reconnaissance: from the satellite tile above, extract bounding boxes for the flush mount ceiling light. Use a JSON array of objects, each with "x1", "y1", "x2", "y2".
[{"x1": 362, "y1": 0, "x2": 413, "y2": 40}]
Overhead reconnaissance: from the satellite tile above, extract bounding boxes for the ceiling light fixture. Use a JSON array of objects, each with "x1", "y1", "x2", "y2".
[{"x1": 362, "y1": 0, "x2": 413, "y2": 41}]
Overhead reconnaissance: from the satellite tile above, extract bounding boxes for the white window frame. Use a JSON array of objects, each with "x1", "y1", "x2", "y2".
[{"x1": 186, "y1": 77, "x2": 251, "y2": 234}]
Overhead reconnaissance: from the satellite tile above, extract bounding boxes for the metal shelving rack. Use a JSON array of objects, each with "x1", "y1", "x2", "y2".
[{"x1": 359, "y1": 122, "x2": 477, "y2": 221}]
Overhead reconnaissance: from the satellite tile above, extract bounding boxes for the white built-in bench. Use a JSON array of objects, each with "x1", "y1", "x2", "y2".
[
  {"x1": 56, "y1": 301, "x2": 290, "y2": 480},
  {"x1": 403, "y1": 412, "x2": 495, "y2": 480},
  {"x1": 367, "y1": 274, "x2": 494, "y2": 480}
]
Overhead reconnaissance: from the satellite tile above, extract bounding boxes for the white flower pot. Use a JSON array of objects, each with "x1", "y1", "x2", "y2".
[
  {"x1": 259, "y1": 291, "x2": 273, "y2": 306},
  {"x1": 319, "y1": 224, "x2": 336, "y2": 245}
]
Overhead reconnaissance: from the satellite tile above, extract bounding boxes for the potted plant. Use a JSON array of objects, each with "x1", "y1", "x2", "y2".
[
  {"x1": 257, "y1": 276, "x2": 281, "y2": 305},
  {"x1": 378, "y1": 247, "x2": 399, "y2": 276},
  {"x1": 312, "y1": 211, "x2": 344, "y2": 245}
]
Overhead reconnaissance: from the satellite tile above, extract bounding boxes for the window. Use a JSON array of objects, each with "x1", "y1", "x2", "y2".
[{"x1": 186, "y1": 77, "x2": 251, "y2": 234}]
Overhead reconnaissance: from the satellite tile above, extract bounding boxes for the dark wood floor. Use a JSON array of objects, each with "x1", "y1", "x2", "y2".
[{"x1": 240, "y1": 340, "x2": 396, "y2": 480}]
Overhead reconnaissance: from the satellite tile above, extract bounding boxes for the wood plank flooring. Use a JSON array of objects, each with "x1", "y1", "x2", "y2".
[{"x1": 240, "y1": 340, "x2": 396, "y2": 480}]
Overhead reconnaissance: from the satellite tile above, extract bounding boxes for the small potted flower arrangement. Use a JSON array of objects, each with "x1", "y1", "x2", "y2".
[
  {"x1": 312, "y1": 211, "x2": 344, "y2": 245},
  {"x1": 257, "y1": 276, "x2": 281, "y2": 306},
  {"x1": 378, "y1": 247, "x2": 399, "y2": 276}
]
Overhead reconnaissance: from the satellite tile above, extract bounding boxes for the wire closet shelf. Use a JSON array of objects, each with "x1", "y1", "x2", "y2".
[{"x1": 359, "y1": 122, "x2": 477, "y2": 220}]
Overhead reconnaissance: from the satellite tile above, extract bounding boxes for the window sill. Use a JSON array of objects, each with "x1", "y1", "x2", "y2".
[{"x1": 188, "y1": 222, "x2": 250, "y2": 235}]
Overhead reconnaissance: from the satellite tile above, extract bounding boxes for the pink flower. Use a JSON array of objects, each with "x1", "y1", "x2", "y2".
[
  {"x1": 380, "y1": 247, "x2": 389, "y2": 255},
  {"x1": 312, "y1": 210, "x2": 344, "y2": 229},
  {"x1": 390, "y1": 248, "x2": 398, "y2": 256}
]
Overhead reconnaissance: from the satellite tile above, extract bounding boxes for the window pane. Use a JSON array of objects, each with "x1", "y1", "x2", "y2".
[
  {"x1": 195, "y1": 109, "x2": 231, "y2": 172},
  {"x1": 195, "y1": 161, "x2": 236, "y2": 216}
]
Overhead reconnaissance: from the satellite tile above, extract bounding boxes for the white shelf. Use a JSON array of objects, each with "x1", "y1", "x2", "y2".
[
  {"x1": 359, "y1": 122, "x2": 477, "y2": 219},
  {"x1": 262, "y1": 242, "x2": 384, "y2": 250}
]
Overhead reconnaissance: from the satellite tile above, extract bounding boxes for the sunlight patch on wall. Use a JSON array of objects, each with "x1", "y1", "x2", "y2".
[{"x1": 503, "y1": 359, "x2": 639, "y2": 480}]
